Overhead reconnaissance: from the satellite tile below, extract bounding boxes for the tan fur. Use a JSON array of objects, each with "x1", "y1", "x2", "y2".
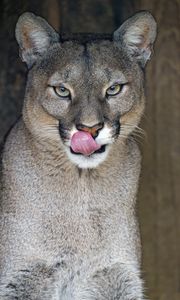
[{"x1": 0, "y1": 11, "x2": 157, "y2": 299}]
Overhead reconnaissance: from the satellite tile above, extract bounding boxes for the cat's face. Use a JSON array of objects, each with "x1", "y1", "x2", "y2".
[{"x1": 16, "y1": 12, "x2": 156, "y2": 168}]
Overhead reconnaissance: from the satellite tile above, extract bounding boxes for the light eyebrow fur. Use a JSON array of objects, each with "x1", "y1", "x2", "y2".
[{"x1": 48, "y1": 67, "x2": 82, "y2": 85}]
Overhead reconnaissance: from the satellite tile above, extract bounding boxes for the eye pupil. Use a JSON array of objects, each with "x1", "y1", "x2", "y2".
[{"x1": 110, "y1": 86, "x2": 116, "y2": 90}]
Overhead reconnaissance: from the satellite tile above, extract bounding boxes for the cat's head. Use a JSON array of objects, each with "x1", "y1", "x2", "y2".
[{"x1": 15, "y1": 11, "x2": 157, "y2": 169}]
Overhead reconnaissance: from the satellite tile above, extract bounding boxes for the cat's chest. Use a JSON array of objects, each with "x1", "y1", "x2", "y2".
[
  {"x1": 16, "y1": 160, "x2": 137, "y2": 229},
  {"x1": 24, "y1": 169, "x2": 136, "y2": 246},
  {"x1": 2, "y1": 155, "x2": 140, "y2": 263},
  {"x1": 37, "y1": 167, "x2": 134, "y2": 217}
]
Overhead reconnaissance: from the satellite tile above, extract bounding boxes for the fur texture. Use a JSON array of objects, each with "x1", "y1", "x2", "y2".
[{"x1": 0, "y1": 11, "x2": 157, "y2": 299}]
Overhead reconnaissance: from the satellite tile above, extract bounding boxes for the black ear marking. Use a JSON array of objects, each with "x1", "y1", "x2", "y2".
[
  {"x1": 113, "y1": 11, "x2": 157, "y2": 67},
  {"x1": 15, "y1": 12, "x2": 60, "y2": 68}
]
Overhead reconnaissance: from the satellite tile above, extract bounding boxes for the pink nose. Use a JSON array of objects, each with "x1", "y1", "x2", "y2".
[{"x1": 76, "y1": 123, "x2": 104, "y2": 138}]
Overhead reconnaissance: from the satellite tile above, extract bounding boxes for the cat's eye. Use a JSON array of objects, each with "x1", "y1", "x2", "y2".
[
  {"x1": 54, "y1": 86, "x2": 71, "y2": 99},
  {"x1": 106, "y1": 84, "x2": 123, "y2": 97}
]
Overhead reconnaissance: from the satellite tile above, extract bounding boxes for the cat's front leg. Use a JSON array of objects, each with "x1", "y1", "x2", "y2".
[
  {"x1": 0, "y1": 262, "x2": 61, "y2": 300},
  {"x1": 77, "y1": 263, "x2": 144, "y2": 300}
]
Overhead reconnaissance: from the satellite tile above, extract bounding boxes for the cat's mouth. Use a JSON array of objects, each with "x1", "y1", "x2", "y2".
[
  {"x1": 59, "y1": 122, "x2": 115, "y2": 168},
  {"x1": 62, "y1": 129, "x2": 112, "y2": 168},
  {"x1": 70, "y1": 144, "x2": 106, "y2": 156},
  {"x1": 69, "y1": 130, "x2": 106, "y2": 157}
]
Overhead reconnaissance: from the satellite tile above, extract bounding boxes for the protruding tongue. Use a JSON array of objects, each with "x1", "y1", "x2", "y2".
[{"x1": 71, "y1": 131, "x2": 101, "y2": 156}]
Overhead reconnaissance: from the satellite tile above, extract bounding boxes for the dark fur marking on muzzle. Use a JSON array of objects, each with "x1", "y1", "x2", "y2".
[{"x1": 59, "y1": 120, "x2": 69, "y2": 142}]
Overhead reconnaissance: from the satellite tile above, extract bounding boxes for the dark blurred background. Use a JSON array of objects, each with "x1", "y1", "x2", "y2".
[{"x1": 0, "y1": 1, "x2": 179, "y2": 299}]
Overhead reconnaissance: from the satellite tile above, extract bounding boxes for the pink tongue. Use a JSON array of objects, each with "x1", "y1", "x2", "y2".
[{"x1": 71, "y1": 131, "x2": 101, "y2": 156}]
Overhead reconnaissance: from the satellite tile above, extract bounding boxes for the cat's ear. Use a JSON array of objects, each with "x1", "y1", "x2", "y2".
[
  {"x1": 113, "y1": 11, "x2": 157, "y2": 67},
  {"x1": 15, "y1": 12, "x2": 60, "y2": 68}
]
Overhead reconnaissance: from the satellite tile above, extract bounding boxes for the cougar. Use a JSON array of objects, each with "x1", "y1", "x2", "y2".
[{"x1": 0, "y1": 11, "x2": 157, "y2": 299}]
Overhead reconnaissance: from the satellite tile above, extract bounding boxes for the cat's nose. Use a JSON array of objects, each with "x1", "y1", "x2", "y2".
[{"x1": 76, "y1": 122, "x2": 104, "y2": 138}]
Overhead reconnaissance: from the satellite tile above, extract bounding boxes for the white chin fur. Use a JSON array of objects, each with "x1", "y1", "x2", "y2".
[{"x1": 65, "y1": 146, "x2": 110, "y2": 169}]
